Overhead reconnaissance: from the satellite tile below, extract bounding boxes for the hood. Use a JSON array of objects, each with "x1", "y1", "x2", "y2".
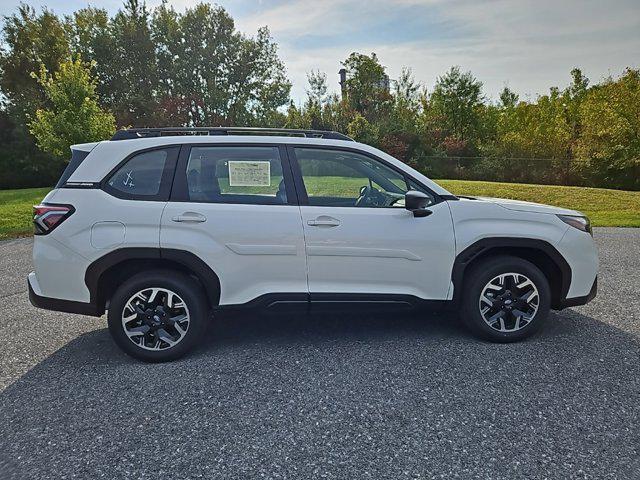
[{"x1": 460, "y1": 196, "x2": 583, "y2": 216}]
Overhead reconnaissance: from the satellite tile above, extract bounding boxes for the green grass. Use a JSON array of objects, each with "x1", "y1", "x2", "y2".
[
  {"x1": 1, "y1": 180, "x2": 638, "y2": 240},
  {"x1": 0, "y1": 187, "x2": 50, "y2": 239},
  {"x1": 437, "y1": 179, "x2": 640, "y2": 228}
]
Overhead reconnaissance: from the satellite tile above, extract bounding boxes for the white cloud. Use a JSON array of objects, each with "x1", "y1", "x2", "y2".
[
  {"x1": 237, "y1": 0, "x2": 346, "y2": 36},
  {"x1": 235, "y1": 0, "x2": 448, "y2": 40},
  {"x1": 242, "y1": 0, "x2": 640, "y2": 102}
]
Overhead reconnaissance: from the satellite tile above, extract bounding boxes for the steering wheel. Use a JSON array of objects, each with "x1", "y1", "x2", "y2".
[
  {"x1": 355, "y1": 185, "x2": 385, "y2": 207},
  {"x1": 355, "y1": 185, "x2": 371, "y2": 207}
]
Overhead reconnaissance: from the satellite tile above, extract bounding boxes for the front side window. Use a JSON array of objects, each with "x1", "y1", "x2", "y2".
[
  {"x1": 294, "y1": 148, "x2": 434, "y2": 208},
  {"x1": 106, "y1": 149, "x2": 169, "y2": 197},
  {"x1": 184, "y1": 146, "x2": 287, "y2": 205}
]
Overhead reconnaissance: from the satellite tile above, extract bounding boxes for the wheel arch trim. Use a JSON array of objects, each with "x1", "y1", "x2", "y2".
[
  {"x1": 451, "y1": 237, "x2": 571, "y2": 309},
  {"x1": 84, "y1": 248, "x2": 221, "y2": 311}
]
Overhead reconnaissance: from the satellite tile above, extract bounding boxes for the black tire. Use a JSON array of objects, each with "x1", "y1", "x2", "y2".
[
  {"x1": 461, "y1": 255, "x2": 551, "y2": 342},
  {"x1": 107, "y1": 270, "x2": 209, "y2": 362}
]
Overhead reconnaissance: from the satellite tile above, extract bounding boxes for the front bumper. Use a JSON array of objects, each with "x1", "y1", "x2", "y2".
[
  {"x1": 558, "y1": 276, "x2": 597, "y2": 309},
  {"x1": 28, "y1": 273, "x2": 102, "y2": 316}
]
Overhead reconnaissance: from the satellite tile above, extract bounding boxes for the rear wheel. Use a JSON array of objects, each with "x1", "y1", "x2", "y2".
[
  {"x1": 461, "y1": 256, "x2": 551, "y2": 342},
  {"x1": 107, "y1": 270, "x2": 208, "y2": 362}
]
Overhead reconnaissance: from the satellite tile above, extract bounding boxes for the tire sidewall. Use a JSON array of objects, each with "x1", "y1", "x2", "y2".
[
  {"x1": 462, "y1": 256, "x2": 551, "y2": 342},
  {"x1": 107, "y1": 271, "x2": 208, "y2": 362}
]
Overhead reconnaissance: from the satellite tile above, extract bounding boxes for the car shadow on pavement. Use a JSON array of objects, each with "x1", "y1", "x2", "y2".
[
  {"x1": 1, "y1": 308, "x2": 639, "y2": 479},
  {"x1": 1, "y1": 306, "x2": 638, "y2": 377}
]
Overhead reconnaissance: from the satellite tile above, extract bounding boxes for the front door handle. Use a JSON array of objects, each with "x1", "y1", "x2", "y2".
[
  {"x1": 172, "y1": 212, "x2": 207, "y2": 223},
  {"x1": 307, "y1": 216, "x2": 341, "y2": 227}
]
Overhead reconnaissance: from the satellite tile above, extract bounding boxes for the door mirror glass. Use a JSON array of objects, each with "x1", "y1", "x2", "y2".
[{"x1": 405, "y1": 190, "x2": 432, "y2": 217}]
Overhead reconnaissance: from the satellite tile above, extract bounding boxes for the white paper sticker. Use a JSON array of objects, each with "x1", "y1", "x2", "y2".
[{"x1": 228, "y1": 161, "x2": 271, "y2": 187}]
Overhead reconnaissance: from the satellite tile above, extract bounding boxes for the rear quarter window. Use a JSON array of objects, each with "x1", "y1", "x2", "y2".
[
  {"x1": 103, "y1": 147, "x2": 179, "y2": 201},
  {"x1": 107, "y1": 150, "x2": 168, "y2": 196}
]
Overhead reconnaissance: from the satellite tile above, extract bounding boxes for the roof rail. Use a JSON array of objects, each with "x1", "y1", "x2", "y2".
[{"x1": 110, "y1": 127, "x2": 353, "y2": 142}]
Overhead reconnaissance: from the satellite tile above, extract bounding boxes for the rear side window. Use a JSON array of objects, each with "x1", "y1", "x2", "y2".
[
  {"x1": 104, "y1": 147, "x2": 179, "y2": 200},
  {"x1": 55, "y1": 149, "x2": 90, "y2": 188},
  {"x1": 179, "y1": 146, "x2": 289, "y2": 205}
]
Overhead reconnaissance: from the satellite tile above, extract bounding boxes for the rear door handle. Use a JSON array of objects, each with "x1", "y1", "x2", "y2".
[
  {"x1": 172, "y1": 212, "x2": 207, "y2": 223},
  {"x1": 307, "y1": 216, "x2": 341, "y2": 227}
]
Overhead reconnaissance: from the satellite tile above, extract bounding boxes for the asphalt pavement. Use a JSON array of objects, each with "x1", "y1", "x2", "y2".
[{"x1": 0, "y1": 228, "x2": 638, "y2": 479}]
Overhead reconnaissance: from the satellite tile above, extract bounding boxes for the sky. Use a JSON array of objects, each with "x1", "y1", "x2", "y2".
[{"x1": 1, "y1": 0, "x2": 639, "y2": 103}]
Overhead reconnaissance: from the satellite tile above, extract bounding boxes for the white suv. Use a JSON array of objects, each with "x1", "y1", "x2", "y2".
[{"x1": 29, "y1": 128, "x2": 598, "y2": 361}]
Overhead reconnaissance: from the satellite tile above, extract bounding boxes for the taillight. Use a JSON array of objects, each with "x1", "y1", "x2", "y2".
[{"x1": 33, "y1": 204, "x2": 75, "y2": 235}]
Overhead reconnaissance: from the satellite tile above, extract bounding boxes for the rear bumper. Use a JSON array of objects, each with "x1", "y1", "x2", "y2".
[
  {"x1": 28, "y1": 273, "x2": 102, "y2": 317},
  {"x1": 558, "y1": 276, "x2": 597, "y2": 309}
]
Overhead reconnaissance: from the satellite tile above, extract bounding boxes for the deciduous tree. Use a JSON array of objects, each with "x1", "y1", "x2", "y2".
[
  {"x1": 0, "y1": 5, "x2": 70, "y2": 121},
  {"x1": 429, "y1": 66, "x2": 483, "y2": 144},
  {"x1": 575, "y1": 68, "x2": 640, "y2": 189},
  {"x1": 151, "y1": 2, "x2": 290, "y2": 126},
  {"x1": 341, "y1": 52, "x2": 392, "y2": 122},
  {"x1": 28, "y1": 58, "x2": 115, "y2": 159}
]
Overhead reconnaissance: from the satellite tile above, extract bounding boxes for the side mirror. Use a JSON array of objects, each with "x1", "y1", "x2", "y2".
[{"x1": 405, "y1": 190, "x2": 432, "y2": 218}]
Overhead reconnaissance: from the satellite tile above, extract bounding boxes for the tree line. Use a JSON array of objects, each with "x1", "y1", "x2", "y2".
[{"x1": 1, "y1": 0, "x2": 638, "y2": 190}]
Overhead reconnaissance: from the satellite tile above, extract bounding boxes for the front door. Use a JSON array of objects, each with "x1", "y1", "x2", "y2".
[
  {"x1": 289, "y1": 146, "x2": 455, "y2": 300},
  {"x1": 161, "y1": 144, "x2": 308, "y2": 306}
]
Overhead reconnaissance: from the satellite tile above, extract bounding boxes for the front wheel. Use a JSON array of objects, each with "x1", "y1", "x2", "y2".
[
  {"x1": 107, "y1": 270, "x2": 209, "y2": 362},
  {"x1": 461, "y1": 256, "x2": 551, "y2": 342}
]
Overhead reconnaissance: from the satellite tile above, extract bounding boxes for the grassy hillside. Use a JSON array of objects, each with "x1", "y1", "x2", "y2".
[
  {"x1": 438, "y1": 180, "x2": 640, "y2": 228},
  {"x1": 1, "y1": 181, "x2": 638, "y2": 240}
]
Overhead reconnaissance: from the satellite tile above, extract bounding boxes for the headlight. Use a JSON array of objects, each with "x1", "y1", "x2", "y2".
[{"x1": 557, "y1": 214, "x2": 592, "y2": 236}]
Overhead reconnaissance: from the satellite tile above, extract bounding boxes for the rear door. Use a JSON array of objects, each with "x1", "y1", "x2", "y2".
[
  {"x1": 160, "y1": 144, "x2": 308, "y2": 306},
  {"x1": 289, "y1": 146, "x2": 456, "y2": 301}
]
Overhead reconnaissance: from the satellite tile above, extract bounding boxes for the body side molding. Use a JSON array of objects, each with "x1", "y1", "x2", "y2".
[
  {"x1": 213, "y1": 292, "x2": 450, "y2": 312},
  {"x1": 225, "y1": 243, "x2": 297, "y2": 255},
  {"x1": 306, "y1": 246, "x2": 422, "y2": 261}
]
